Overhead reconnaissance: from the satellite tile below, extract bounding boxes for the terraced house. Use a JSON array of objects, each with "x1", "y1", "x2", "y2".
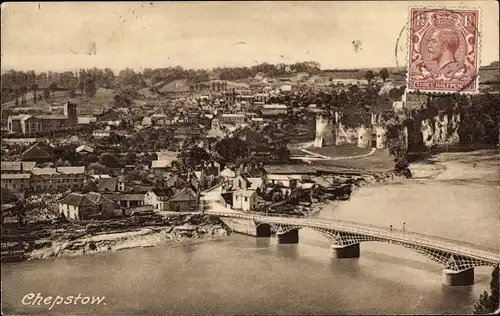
[{"x1": 30, "y1": 166, "x2": 86, "y2": 192}]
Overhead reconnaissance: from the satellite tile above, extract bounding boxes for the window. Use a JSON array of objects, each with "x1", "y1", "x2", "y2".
[
  {"x1": 244, "y1": 197, "x2": 248, "y2": 202},
  {"x1": 235, "y1": 196, "x2": 238, "y2": 200}
]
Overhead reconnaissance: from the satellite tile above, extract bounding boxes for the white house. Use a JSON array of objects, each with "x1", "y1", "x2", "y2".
[
  {"x1": 92, "y1": 130, "x2": 112, "y2": 138},
  {"x1": 144, "y1": 188, "x2": 171, "y2": 211},
  {"x1": 76, "y1": 144, "x2": 95, "y2": 154},
  {"x1": 232, "y1": 189, "x2": 259, "y2": 211}
]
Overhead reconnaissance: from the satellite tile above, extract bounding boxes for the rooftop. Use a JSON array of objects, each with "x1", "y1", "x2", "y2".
[
  {"x1": 0, "y1": 173, "x2": 32, "y2": 180},
  {"x1": 1, "y1": 161, "x2": 36, "y2": 172}
]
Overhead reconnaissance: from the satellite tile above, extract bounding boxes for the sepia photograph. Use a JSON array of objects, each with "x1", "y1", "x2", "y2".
[{"x1": 1, "y1": 1, "x2": 499, "y2": 315}]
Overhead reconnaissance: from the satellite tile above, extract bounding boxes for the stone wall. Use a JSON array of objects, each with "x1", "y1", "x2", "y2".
[
  {"x1": 375, "y1": 125, "x2": 388, "y2": 149},
  {"x1": 357, "y1": 125, "x2": 372, "y2": 148},
  {"x1": 421, "y1": 113, "x2": 461, "y2": 148},
  {"x1": 335, "y1": 124, "x2": 358, "y2": 146},
  {"x1": 314, "y1": 116, "x2": 335, "y2": 147}
]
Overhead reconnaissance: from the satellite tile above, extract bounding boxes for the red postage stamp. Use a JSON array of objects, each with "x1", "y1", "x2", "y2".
[{"x1": 407, "y1": 8, "x2": 480, "y2": 94}]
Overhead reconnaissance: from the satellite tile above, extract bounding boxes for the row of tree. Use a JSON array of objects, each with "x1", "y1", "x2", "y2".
[{"x1": 0, "y1": 61, "x2": 324, "y2": 105}]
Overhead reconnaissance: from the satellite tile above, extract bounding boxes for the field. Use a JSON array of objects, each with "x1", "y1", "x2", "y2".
[
  {"x1": 306, "y1": 144, "x2": 373, "y2": 158},
  {"x1": 311, "y1": 149, "x2": 395, "y2": 172},
  {"x1": 1, "y1": 88, "x2": 118, "y2": 117}
]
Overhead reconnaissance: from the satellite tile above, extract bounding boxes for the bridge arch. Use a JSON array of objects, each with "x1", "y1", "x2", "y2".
[
  {"x1": 255, "y1": 223, "x2": 272, "y2": 237},
  {"x1": 309, "y1": 227, "x2": 497, "y2": 272}
]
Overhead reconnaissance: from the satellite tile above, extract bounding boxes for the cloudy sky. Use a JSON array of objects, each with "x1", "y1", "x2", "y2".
[{"x1": 1, "y1": 1, "x2": 498, "y2": 72}]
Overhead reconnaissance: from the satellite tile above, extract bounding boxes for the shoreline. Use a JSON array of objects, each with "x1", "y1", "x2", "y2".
[
  {"x1": 1, "y1": 214, "x2": 231, "y2": 262},
  {"x1": 1, "y1": 165, "x2": 423, "y2": 263}
]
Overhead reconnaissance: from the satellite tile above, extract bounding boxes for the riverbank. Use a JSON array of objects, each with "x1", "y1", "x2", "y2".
[
  {"x1": 320, "y1": 149, "x2": 499, "y2": 249},
  {"x1": 1, "y1": 213, "x2": 230, "y2": 262}
]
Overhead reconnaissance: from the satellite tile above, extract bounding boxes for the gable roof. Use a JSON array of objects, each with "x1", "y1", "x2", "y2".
[
  {"x1": 85, "y1": 192, "x2": 119, "y2": 206},
  {"x1": 97, "y1": 177, "x2": 119, "y2": 192},
  {"x1": 220, "y1": 168, "x2": 236, "y2": 178},
  {"x1": 76, "y1": 145, "x2": 95, "y2": 153},
  {"x1": 170, "y1": 187, "x2": 197, "y2": 202},
  {"x1": 151, "y1": 187, "x2": 173, "y2": 197},
  {"x1": 58, "y1": 193, "x2": 93, "y2": 207},
  {"x1": 21, "y1": 142, "x2": 52, "y2": 161},
  {"x1": 166, "y1": 175, "x2": 186, "y2": 188}
]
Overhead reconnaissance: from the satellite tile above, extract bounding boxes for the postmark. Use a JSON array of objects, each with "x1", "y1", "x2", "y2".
[{"x1": 406, "y1": 8, "x2": 480, "y2": 94}]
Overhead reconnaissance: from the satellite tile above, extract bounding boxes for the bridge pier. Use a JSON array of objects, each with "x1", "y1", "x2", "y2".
[
  {"x1": 332, "y1": 244, "x2": 360, "y2": 259},
  {"x1": 442, "y1": 268, "x2": 474, "y2": 286},
  {"x1": 277, "y1": 230, "x2": 299, "y2": 244},
  {"x1": 256, "y1": 224, "x2": 272, "y2": 237}
]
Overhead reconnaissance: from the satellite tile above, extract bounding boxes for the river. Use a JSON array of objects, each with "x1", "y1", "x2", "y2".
[{"x1": 2, "y1": 152, "x2": 499, "y2": 315}]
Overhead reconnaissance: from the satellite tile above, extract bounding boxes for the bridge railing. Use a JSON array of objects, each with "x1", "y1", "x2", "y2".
[{"x1": 206, "y1": 210, "x2": 499, "y2": 262}]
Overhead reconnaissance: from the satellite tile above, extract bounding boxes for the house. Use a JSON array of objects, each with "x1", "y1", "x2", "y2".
[
  {"x1": 96, "y1": 177, "x2": 125, "y2": 193},
  {"x1": 261, "y1": 104, "x2": 288, "y2": 117},
  {"x1": 1, "y1": 173, "x2": 31, "y2": 191},
  {"x1": 103, "y1": 193, "x2": 145, "y2": 208},
  {"x1": 1, "y1": 161, "x2": 36, "y2": 174},
  {"x1": 232, "y1": 175, "x2": 251, "y2": 191},
  {"x1": 57, "y1": 192, "x2": 122, "y2": 221},
  {"x1": 221, "y1": 167, "x2": 236, "y2": 190},
  {"x1": 251, "y1": 117, "x2": 265, "y2": 127},
  {"x1": 168, "y1": 187, "x2": 198, "y2": 212},
  {"x1": 20, "y1": 142, "x2": 52, "y2": 162},
  {"x1": 2, "y1": 138, "x2": 44, "y2": 146},
  {"x1": 165, "y1": 175, "x2": 187, "y2": 189},
  {"x1": 144, "y1": 188, "x2": 173, "y2": 211},
  {"x1": 173, "y1": 126, "x2": 202, "y2": 140},
  {"x1": 150, "y1": 114, "x2": 170, "y2": 126},
  {"x1": 76, "y1": 144, "x2": 95, "y2": 154},
  {"x1": 263, "y1": 174, "x2": 308, "y2": 190},
  {"x1": 30, "y1": 166, "x2": 86, "y2": 192},
  {"x1": 92, "y1": 130, "x2": 112, "y2": 138},
  {"x1": 77, "y1": 116, "x2": 97, "y2": 125},
  {"x1": 219, "y1": 113, "x2": 247, "y2": 126},
  {"x1": 232, "y1": 189, "x2": 259, "y2": 211},
  {"x1": 7, "y1": 102, "x2": 78, "y2": 135}
]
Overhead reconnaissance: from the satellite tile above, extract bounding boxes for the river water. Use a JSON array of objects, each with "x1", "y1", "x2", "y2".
[{"x1": 2, "y1": 158, "x2": 499, "y2": 315}]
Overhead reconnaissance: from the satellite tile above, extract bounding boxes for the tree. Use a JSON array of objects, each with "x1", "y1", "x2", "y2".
[
  {"x1": 84, "y1": 76, "x2": 97, "y2": 97},
  {"x1": 49, "y1": 82, "x2": 58, "y2": 96},
  {"x1": 43, "y1": 89, "x2": 50, "y2": 102},
  {"x1": 19, "y1": 86, "x2": 28, "y2": 105},
  {"x1": 99, "y1": 153, "x2": 122, "y2": 168},
  {"x1": 179, "y1": 146, "x2": 210, "y2": 169},
  {"x1": 379, "y1": 68, "x2": 390, "y2": 82},
  {"x1": 87, "y1": 163, "x2": 111, "y2": 175},
  {"x1": 31, "y1": 83, "x2": 38, "y2": 105},
  {"x1": 365, "y1": 70, "x2": 375, "y2": 85},
  {"x1": 474, "y1": 265, "x2": 499, "y2": 314},
  {"x1": 214, "y1": 138, "x2": 248, "y2": 163},
  {"x1": 125, "y1": 152, "x2": 137, "y2": 165}
]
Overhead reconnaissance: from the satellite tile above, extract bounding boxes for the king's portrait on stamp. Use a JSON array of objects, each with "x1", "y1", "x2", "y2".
[{"x1": 408, "y1": 8, "x2": 480, "y2": 94}]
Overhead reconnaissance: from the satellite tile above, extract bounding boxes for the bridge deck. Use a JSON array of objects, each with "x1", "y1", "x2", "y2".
[{"x1": 206, "y1": 210, "x2": 499, "y2": 264}]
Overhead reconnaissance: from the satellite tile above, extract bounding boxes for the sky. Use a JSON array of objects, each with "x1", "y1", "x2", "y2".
[{"x1": 1, "y1": 1, "x2": 499, "y2": 72}]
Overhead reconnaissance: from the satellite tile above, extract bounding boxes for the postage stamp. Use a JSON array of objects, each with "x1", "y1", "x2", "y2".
[{"x1": 407, "y1": 8, "x2": 480, "y2": 94}]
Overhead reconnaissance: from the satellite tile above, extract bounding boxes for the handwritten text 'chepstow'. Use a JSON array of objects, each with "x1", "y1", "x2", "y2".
[{"x1": 22, "y1": 293, "x2": 106, "y2": 310}]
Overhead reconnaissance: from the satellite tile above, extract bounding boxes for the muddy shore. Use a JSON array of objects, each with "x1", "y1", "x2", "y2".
[
  {"x1": 1, "y1": 166, "x2": 416, "y2": 263},
  {"x1": 1, "y1": 214, "x2": 230, "y2": 262}
]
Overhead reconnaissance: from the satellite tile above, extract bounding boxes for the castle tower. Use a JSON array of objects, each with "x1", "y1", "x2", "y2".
[
  {"x1": 314, "y1": 114, "x2": 335, "y2": 148},
  {"x1": 374, "y1": 125, "x2": 388, "y2": 149},
  {"x1": 64, "y1": 101, "x2": 78, "y2": 126}
]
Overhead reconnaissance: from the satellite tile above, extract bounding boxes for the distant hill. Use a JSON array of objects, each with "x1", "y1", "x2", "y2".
[{"x1": 321, "y1": 64, "x2": 499, "y2": 85}]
